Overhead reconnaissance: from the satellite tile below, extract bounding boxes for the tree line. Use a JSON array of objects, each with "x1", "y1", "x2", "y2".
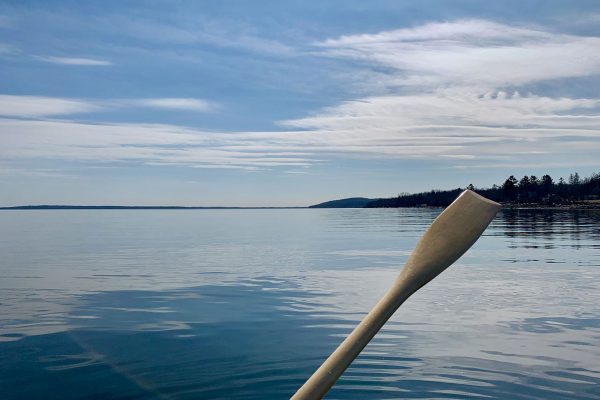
[{"x1": 366, "y1": 172, "x2": 600, "y2": 208}]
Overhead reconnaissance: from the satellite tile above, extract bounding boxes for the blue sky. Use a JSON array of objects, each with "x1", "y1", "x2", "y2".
[{"x1": 1, "y1": 0, "x2": 600, "y2": 206}]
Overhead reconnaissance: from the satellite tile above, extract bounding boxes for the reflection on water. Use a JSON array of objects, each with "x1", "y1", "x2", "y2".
[
  {"x1": 0, "y1": 209, "x2": 599, "y2": 399},
  {"x1": 500, "y1": 209, "x2": 600, "y2": 250}
]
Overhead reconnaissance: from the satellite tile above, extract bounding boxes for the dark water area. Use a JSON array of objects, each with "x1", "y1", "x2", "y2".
[{"x1": 1, "y1": 209, "x2": 599, "y2": 399}]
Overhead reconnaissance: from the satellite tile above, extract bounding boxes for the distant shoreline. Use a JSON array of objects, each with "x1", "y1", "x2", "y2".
[
  {"x1": 0, "y1": 205, "x2": 307, "y2": 210},
  {"x1": 1, "y1": 204, "x2": 599, "y2": 210}
]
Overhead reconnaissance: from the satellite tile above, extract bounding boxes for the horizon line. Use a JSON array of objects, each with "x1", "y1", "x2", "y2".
[{"x1": 0, "y1": 205, "x2": 309, "y2": 210}]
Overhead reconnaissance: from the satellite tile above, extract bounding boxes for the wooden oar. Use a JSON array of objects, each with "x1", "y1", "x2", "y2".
[{"x1": 291, "y1": 189, "x2": 501, "y2": 399}]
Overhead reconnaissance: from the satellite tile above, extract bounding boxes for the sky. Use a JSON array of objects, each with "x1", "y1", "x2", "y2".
[{"x1": 1, "y1": 0, "x2": 600, "y2": 206}]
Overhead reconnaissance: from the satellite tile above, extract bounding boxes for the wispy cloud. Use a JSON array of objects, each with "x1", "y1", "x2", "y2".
[
  {"x1": 97, "y1": 15, "x2": 296, "y2": 57},
  {"x1": 0, "y1": 42, "x2": 18, "y2": 55},
  {"x1": 0, "y1": 95, "x2": 218, "y2": 117},
  {"x1": 316, "y1": 19, "x2": 600, "y2": 89},
  {"x1": 37, "y1": 56, "x2": 112, "y2": 66},
  {"x1": 0, "y1": 95, "x2": 99, "y2": 117},
  {"x1": 0, "y1": 118, "x2": 316, "y2": 170},
  {"x1": 126, "y1": 98, "x2": 217, "y2": 112}
]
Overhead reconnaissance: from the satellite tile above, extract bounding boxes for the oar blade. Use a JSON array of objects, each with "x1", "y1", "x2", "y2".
[{"x1": 397, "y1": 189, "x2": 501, "y2": 292}]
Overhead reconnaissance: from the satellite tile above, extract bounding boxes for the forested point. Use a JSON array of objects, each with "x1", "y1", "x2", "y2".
[{"x1": 366, "y1": 172, "x2": 600, "y2": 208}]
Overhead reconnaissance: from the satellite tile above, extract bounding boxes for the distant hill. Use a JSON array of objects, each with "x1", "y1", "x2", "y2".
[{"x1": 309, "y1": 197, "x2": 376, "y2": 208}]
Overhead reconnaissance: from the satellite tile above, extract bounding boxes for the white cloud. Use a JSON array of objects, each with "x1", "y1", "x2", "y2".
[
  {"x1": 0, "y1": 95, "x2": 99, "y2": 117},
  {"x1": 128, "y1": 98, "x2": 216, "y2": 112},
  {"x1": 316, "y1": 19, "x2": 600, "y2": 89},
  {"x1": 38, "y1": 56, "x2": 112, "y2": 66},
  {"x1": 281, "y1": 90, "x2": 600, "y2": 132},
  {"x1": 319, "y1": 19, "x2": 549, "y2": 47},
  {"x1": 0, "y1": 95, "x2": 218, "y2": 117}
]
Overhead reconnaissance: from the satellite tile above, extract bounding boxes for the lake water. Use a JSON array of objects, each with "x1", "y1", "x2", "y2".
[{"x1": 0, "y1": 208, "x2": 599, "y2": 399}]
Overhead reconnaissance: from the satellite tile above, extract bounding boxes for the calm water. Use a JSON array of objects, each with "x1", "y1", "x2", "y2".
[{"x1": 0, "y1": 208, "x2": 599, "y2": 399}]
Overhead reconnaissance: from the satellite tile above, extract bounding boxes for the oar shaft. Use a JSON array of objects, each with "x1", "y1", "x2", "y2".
[{"x1": 291, "y1": 280, "x2": 413, "y2": 400}]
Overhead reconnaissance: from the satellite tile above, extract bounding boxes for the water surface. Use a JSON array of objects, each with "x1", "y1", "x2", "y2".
[{"x1": 1, "y1": 208, "x2": 599, "y2": 399}]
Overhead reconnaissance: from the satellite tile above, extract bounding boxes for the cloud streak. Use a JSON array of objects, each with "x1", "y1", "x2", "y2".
[
  {"x1": 126, "y1": 98, "x2": 216, "y2": 112},
  {"x1": 38, "y1": 56, "x2": 112, "y2": 66},
  {"x1": 0, "y1": 118, "x2": 317, "y2": 170},
  {"x1": 0, "y1": 95, "x2": 99, "y2": 117},
  {"x1": 95, "y1": 14, "x2": 297, "y2": 58},
  {"x1": 0, "y1": 95, "x2": 218, "y2": 117}
]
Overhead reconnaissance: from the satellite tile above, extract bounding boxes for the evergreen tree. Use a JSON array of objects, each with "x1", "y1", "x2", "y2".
[
  {"x1": 519, "y1": 176, "x2": 531, "y2": 202},
  {"x1": 541, "y1": 174, "x2": 553, "y2": 188},
  {"x1": 569, "y1": 173, "x2": 580, "y2": 185},
  {"x1": 540, "y1": 174, "x2": 554, "y2": 203},
  {"x1": 502, "y1": 176, "x2": 518, "y2": 201}
]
